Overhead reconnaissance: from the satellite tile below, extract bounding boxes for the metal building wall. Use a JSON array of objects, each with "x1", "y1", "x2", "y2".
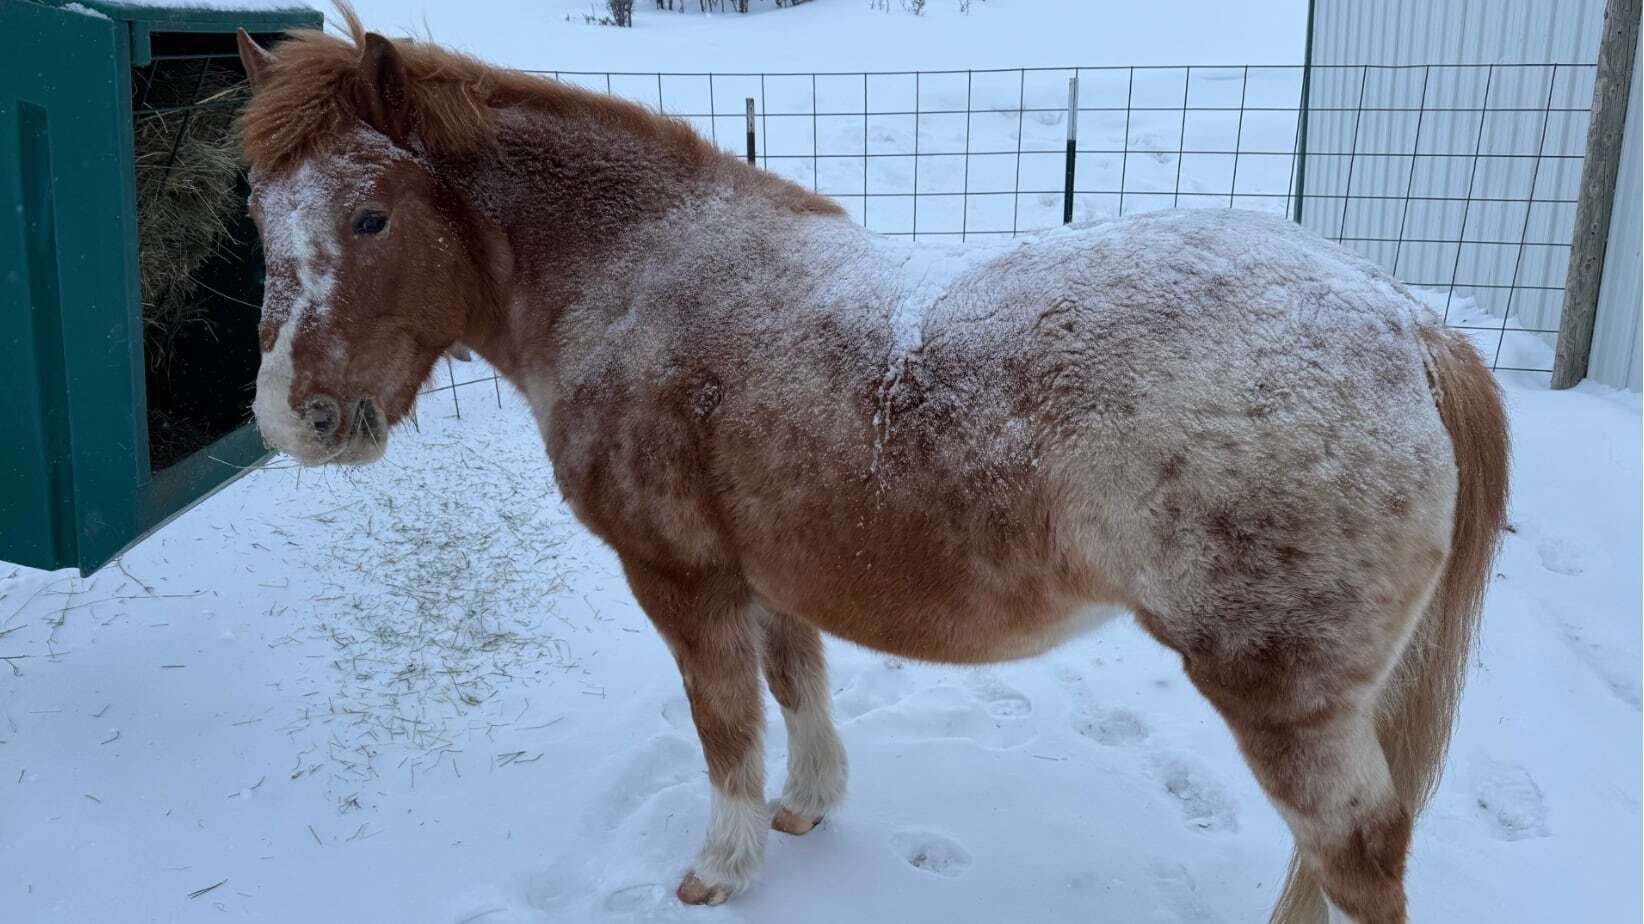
[
  {"x1": 1590, "y1": 41, "x2": 1642, "y2": 391},
  {"x1": 1301, "y1": 0, "x2": 1639, "y2": 389}
]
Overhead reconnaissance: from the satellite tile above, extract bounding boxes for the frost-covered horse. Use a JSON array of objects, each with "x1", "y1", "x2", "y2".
[{"x1": 235, "y1": 17, "x2": 1507, "y2": 923}]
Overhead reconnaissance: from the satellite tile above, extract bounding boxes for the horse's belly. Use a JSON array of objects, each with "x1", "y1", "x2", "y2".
[
  {"x1": 990, "y1": 603, "x2": 1129, "y2": 659},
  {"x1": 751, "y1": 562, "x2": 1127, "y2": 664}
]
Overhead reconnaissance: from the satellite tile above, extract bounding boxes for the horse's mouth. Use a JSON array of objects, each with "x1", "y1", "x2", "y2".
[
  {"x1": 330, "y1": 398, "x2": 389, "y2": 465},
  {"x1": 262, "y1": 396, "x2": 388, "y2": 467}
]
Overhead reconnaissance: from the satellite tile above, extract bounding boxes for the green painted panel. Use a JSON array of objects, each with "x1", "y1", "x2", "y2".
[
  {"x1": 1, "y1": 0, "x2": 315, "y2": 574},
  {"x1": 1, "y1": 0, "x2": 135, "y2": 572},
  {"x1": 0, "y1": 98, "x2": 77, "y2": 569}
]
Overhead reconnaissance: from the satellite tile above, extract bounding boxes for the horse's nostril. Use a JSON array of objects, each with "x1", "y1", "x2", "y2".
[{"x1": 302, "y1": 397, "x2": 341, "y2": 438}]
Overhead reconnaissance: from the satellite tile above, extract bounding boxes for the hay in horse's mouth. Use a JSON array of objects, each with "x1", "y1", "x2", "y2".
[
  {"x1": 355, "y1": 399, "x2": 383, "y2": 444},
  {"x1": 339, "y1": 398, "x2": 388, "y2": 463}
]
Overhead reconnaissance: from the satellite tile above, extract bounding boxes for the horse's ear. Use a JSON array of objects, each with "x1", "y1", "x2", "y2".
[
  {"x1": 356, "y1": 32, "x2": 414, "y2": 144},
  {"x1": 236, "y1": 29, "x2": 275, "y2": 91},
  {"x1": 445, "y1": 344, "x2": 473, "y2": 362}
]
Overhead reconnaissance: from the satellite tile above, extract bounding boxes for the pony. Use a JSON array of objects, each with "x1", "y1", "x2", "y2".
[{"x1": 234, "y1": 13, "x2": 1508, "y2": 922}]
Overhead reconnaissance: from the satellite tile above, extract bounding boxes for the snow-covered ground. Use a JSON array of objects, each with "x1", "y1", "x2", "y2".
[
  {"x1": 347, "y1": 0, "x2": 1307, "y2": 73},
  {"x1": 1, "y1": 366, "x2": 1639, "y2": 923}
]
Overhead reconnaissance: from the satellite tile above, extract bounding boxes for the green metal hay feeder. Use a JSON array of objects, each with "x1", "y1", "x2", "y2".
[{"x1": 1, "y1": 0, "x2": 321, "y2": 574}]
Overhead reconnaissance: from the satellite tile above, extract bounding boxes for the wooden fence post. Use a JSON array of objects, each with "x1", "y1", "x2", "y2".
[
  {"x1": 745, "y1": 97, "x2": 757, "y2": 165},
  {"x1": 1552, "y1": 0, "x2": 1640, "y2": 388},
  {"x1": 1063, "y1": 75, "x2": 1079, "y2": 224}
]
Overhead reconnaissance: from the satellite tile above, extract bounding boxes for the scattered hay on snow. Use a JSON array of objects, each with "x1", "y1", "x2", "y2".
[{"x1": 271, "y1": 409, "x2": 589, "y2": 792}]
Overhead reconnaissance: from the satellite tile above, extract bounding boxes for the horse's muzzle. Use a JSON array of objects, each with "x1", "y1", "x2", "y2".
[{"x1": 255, "y1": 391, "x2": 387, "y2": 467}]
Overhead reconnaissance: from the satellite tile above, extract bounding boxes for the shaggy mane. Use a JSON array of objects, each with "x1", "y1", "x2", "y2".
[{"x1": 241, "y1": 4, "x2": 724, "y2": 179}]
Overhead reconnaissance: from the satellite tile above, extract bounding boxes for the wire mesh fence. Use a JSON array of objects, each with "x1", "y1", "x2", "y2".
[
  {"x1": 420, "y1": 61, "x2": 1596, "y2": 411},
  {"x1": 1296, "y1": 63, "x2": 1596, "y2": 376}
]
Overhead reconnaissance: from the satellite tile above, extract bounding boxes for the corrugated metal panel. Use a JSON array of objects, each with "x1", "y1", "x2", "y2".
[
  {"x1": 1310, "y1": 0, "x2": 1602, "y2": 66},
  {"x1": 1590, "y1": 40, "x2": 1642, "y2": 391},
  {"x1": 1300, "y1": 0, "x2": 1635, "y2": 385}
]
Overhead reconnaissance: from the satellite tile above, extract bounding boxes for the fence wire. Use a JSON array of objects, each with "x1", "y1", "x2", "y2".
[{"x1": 422, "y1": 61, "x2": 1595, "y2": 409}]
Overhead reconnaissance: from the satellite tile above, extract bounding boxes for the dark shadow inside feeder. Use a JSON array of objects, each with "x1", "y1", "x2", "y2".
[{"x1": 135, "y1": 32, "x2": 274, "y2": 474}]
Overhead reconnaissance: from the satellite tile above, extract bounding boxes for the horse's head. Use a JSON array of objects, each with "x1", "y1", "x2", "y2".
[{"x1": 235, "y1": 27, "x2": 506, "y2": 465}]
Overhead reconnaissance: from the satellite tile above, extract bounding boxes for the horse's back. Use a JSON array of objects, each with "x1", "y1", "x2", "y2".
[{"x1": 960, "y1": 209, "x2": 1458, "y2": 655}]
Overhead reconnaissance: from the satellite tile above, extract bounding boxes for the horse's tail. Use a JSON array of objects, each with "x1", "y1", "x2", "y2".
[{"x1": 1272, "y1": 324, "x2": 1509, "y2": 922}]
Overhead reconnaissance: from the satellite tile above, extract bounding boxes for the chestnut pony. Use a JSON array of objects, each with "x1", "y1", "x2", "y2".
[{"x1": 236, "y1": 15, "x2": 1507, "y2": 923}]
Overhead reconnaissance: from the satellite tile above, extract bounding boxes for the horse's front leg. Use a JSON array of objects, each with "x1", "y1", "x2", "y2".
[
  {"x1": 622, "y1": 560, "x2": 767, "y2": 906},
  {"x1": 759, "y1": 607, "x2": 847, "y2": 835}
]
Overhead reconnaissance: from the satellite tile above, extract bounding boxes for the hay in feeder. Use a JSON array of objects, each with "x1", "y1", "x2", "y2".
[
  {"x1": 133, "y1": 61, "x2": 257, "y2": 468},
  {"x1": 134, "y1": 67, "x2": 249, "y2": 377}
]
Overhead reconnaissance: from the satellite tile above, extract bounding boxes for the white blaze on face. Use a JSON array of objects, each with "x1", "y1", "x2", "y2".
[
  {"x1": 258, "y1": 160, "x2": 343, "y2": 328},
  {"x1": 251, "y1": 321, "x2": 309, "y2": 458},
  {"x1": 251, "y1": 160, "x2": 347, "y2": 460}
]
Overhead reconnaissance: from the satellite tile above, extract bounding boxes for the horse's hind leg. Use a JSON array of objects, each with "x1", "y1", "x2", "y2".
[
  {"x1": 1182, "y1": 644, "x2": 1415, "y2": 924},
  {"x1": 1228, "y1": 705, "x2": 1410, "y2": 923},
  {"x1": 621, "y1": 561, "x2": 767, "y2": 906},
  {"x1": 759, "y1": 608, "x2": 847, "y2": 835}
]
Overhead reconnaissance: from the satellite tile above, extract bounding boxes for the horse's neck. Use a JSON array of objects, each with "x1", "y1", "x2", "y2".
[
  {"x1": 474, "y1": 110, "x2": 709, "y2": 263},
  {"x1": 444, "y1": 111, "x2": 694, "y2": 373},
  {"x1": 452, "y1": 108, "x2": 863, "y2": 384}
]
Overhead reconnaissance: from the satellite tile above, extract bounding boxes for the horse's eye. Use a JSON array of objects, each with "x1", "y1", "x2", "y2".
[{"x1": 352, "y1": 210, "x2": 389, "y2": 236}]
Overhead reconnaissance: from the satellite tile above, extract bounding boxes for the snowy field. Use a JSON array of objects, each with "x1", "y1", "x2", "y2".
[
  {"x1": 347, "y1": 0, "x2": 1307, "y2": 73},
  {"x1": 1, "y1": 369, "x2": 1639, "y2": 923}
]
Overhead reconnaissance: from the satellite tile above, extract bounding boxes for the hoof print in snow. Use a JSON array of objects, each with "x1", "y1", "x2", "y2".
[
  {"x1": 603, "y1": 883, "x2": 668, "y2": 913},
  {"x1": 660, "y1": 697, "x2": 694, "y2": 734},
  {"x1": 890, "y1": 829, "x2": 973, "y2": 878},
  {"x1": 1148, "y1": 861, "x2": 1215, "y2": 921},
  {"x1": 1156, "y1": 759, "x2": 1238, "y2": 833},
  {"x1": 833, "y1": 665, "x2": 912, "y2": 721},
  {"x1": 600, "y1": 734, "x2": 698, "y2": 818},
  {"x1": 1471, "y1": 757, "x2": 1549, "y2": 841},
  {"x1": 1074, "y1": 706, "x2": 1150, "y2": 746},
  {"x1": 973, "y1": 678, "x2": 1033, "y2": 718},
  {"x1": 1535, "y1": 535, "x2": 1591, "y2": 576}
]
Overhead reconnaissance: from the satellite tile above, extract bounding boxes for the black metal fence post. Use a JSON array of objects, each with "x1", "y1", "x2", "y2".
[
  {"x1": 1063, "y1": 75, "x2": 1078, "y2": 224},
  {"x1": 1293, "y1": 0, "x2": 1317, "y2": 224},
  {"x1": 745, "y1": 97, "x2": 756, "y2": 165}
]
